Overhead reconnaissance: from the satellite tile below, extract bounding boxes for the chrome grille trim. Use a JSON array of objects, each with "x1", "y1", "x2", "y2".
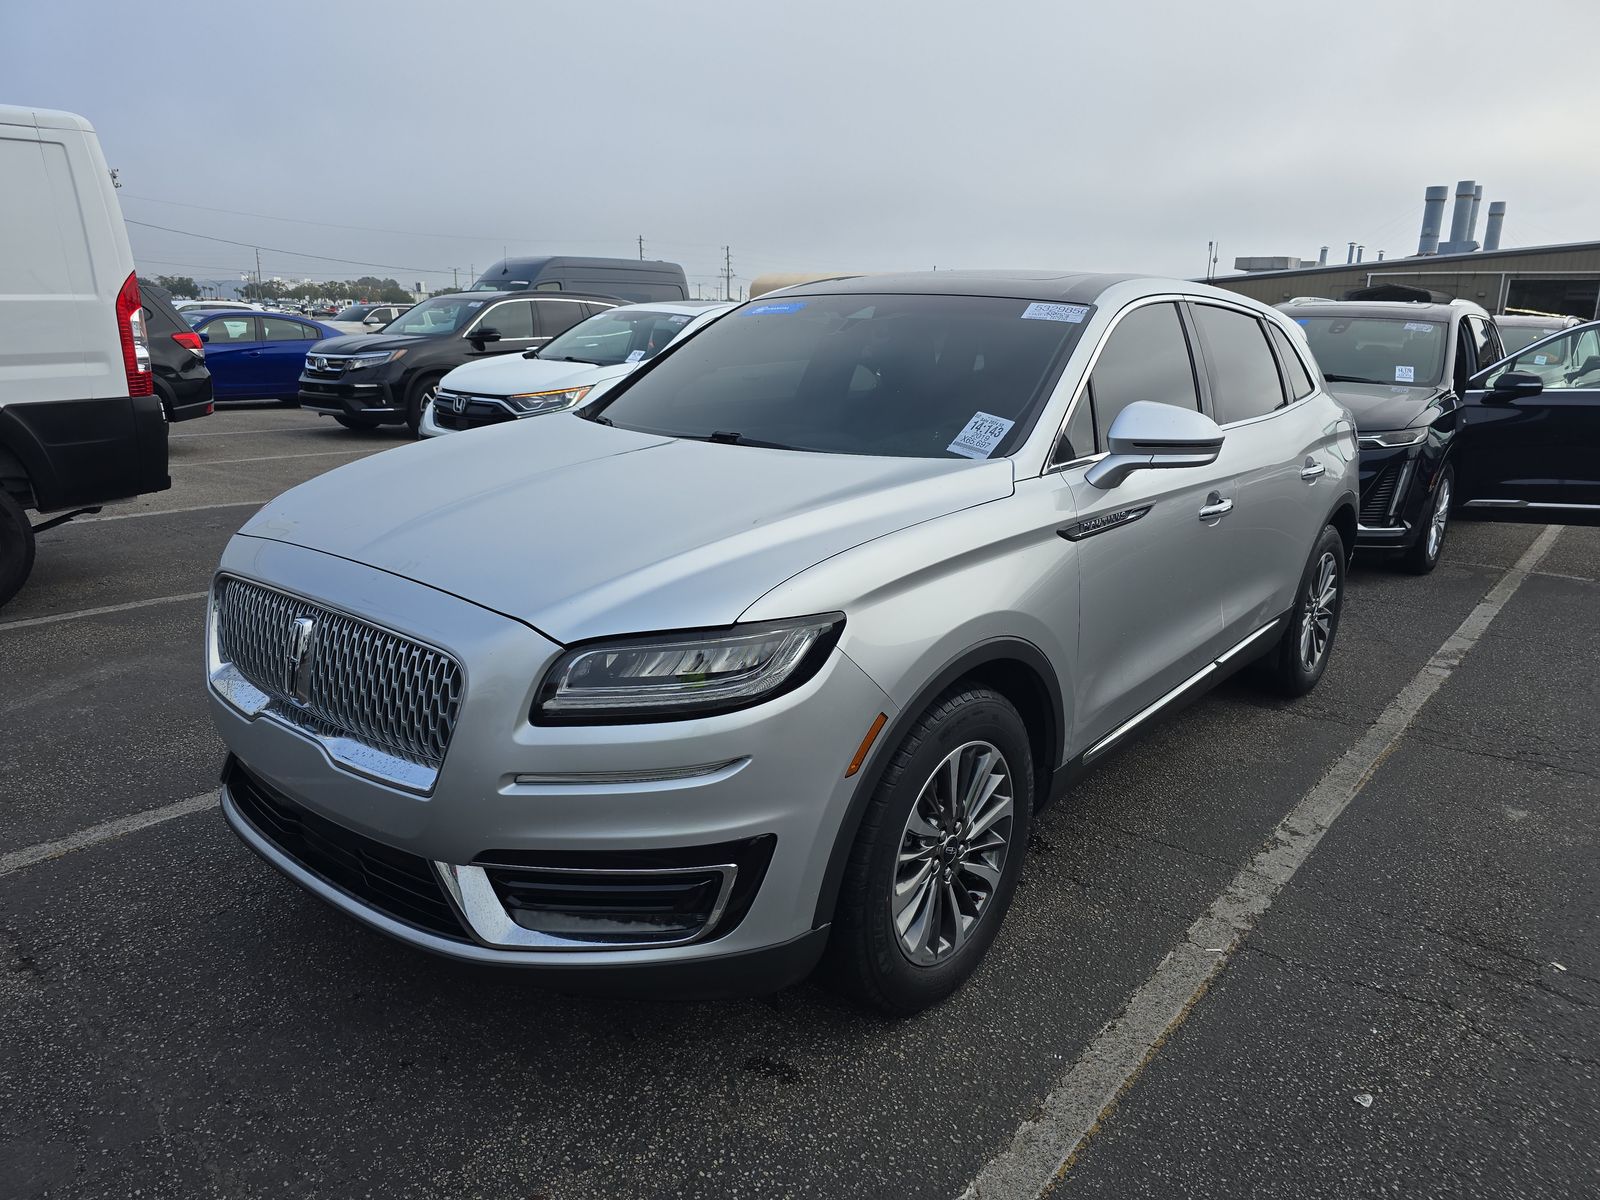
[{"x1": 207, "y1": 575, "x2": 465, "y2": 793}]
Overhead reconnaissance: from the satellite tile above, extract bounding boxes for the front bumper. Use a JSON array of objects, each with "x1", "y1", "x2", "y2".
[
  {"x1": 1356, "y1": 443, "x2": 1431, "y2": 550},
  {"x1": 208, "y1": 535, "x2": 894, "y2": 988},
  {"x1": 298, "y1": 372, "x2": 403, "y2": 423}
]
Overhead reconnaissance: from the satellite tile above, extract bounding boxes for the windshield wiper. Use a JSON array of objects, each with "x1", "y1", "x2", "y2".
[
  {"x1": 1324, "y1": 373, "x2": 1394, "y2": 385},
  {"x1": 676, "y1": 430, "x2": 801, "y2": 450}
]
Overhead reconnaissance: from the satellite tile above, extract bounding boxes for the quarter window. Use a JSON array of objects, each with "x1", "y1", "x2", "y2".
[
  {"x1": 1084, "y1": 302, "x2": 1200, "y2": 452},
  {"x1": 476, "y1": 301, "x2": 535, "y2": 340},
  {"x1": 1268, "y1": 324, "x2": 1316, "y2": 399},
  {"x1": 1467, "y1": 316, "x2": 1503, "y2": 373},
  {"x1": 1192, "y1": 304, "x2": 1285, "y2": 424}
]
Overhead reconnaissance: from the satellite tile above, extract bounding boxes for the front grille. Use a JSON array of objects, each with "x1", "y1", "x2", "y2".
[
  {"x1": 433, "y1": 392, "x2": 518, "y2": 431},
  {"x1": 227, "y1": 759, "x2": 468, "y2": 941},
  {"x1": 304, "y1": 355, "x2": 351, "y2": 378},
  {"x1": 213, "y1": 576, "x2": 464, "y2": 775},
  {"x1": 1360, "y1": 461, "x2": 1403, "y2": 525}
]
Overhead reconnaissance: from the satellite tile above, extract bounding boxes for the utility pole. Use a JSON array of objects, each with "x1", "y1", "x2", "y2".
[
  {"x1": 452, "y1": 267, "x2": 459, "y2": 290},
  {"x1": 722, "y1": 246, "x2": 733, "y2": 301},
  {"x1": 638, "y1": 235, "x2": 645, "y2": 261},
  {"x1": 254, "y1": 246, "x2": 262, "y2": 285}
]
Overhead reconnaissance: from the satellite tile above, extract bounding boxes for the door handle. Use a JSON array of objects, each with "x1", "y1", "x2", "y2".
[
  {"x1": 1300, "y1": 458, "x2": 1326, "y2": 481},
  {"x1": 1198, "y1": 495, "x2": 1233, "y2": 522}
]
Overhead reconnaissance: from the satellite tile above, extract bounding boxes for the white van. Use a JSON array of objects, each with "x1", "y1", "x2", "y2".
[{"x1": 0, "y1": 105, "x2": 170, "y2": 607}]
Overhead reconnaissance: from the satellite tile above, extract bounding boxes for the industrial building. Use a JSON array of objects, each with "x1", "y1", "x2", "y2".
[{"x1": 1211, "y1": 180, "x2": 1600, "y2": 319}]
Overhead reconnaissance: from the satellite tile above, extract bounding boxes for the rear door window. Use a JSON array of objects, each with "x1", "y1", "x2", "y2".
[
  {"x1": 204, "y1": 316, "x2": 259, "y2": 344},
  {"x1": 1191, "y1": 304, "x2": 1285, "y2": 423},
  {"x1": 535, "y1": 300, "x2": 590, "y2": 340},
  {"x1": 261, "y1": 317, "x2": 318, "y2": 341},
  {"x1": 1085, "y1": 301, "x2": 1201, "y2": 451},
  {"x1": 477, "y1": 301, "x2": 535, "y2": 340}
]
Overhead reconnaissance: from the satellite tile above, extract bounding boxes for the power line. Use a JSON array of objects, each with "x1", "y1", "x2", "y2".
[{"x1": 124, "y1": 219, "x2": 451, "y2": 274}]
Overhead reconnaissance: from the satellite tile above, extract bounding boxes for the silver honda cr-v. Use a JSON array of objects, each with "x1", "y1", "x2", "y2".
[{"x1": 207, "y1": 272, "x2": 1358, "y2": 1014}]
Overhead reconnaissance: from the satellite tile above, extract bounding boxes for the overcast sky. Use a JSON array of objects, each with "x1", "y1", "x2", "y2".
[{"x1": 5, "y1": 0, "x2": 1597, "y2": 294}]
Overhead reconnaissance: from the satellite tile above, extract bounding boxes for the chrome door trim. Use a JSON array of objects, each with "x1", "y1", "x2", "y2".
[
  {"x1": 1462, "y1": 499, "x2": 1600, "y2": 511},
  {"x1": 1081, "y1": 616, "x2": 1284, "y2": 765}
]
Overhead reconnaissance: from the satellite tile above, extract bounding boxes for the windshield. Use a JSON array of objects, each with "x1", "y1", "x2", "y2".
[
  {"x1": 333, "y1": 305, "x2": 374, "y2": 321},
  {"x1": 540, "y1": 308, "x2": 700, "y2": 366},
  {"x1": 1498, "y1": 324, "x2": 1568, "y2": 355},
  {"x1": 1293, "y1": 315, "x2": 1447, "y2": 387},
  {"x1": 381, "y1": 295, "x2": 488, "y2": 337},
  {"x1": 587, "y1": 293, "x2": 1092, "y2": 458},
  {"x1": 470, "y1": 279, "x2": 529, "y2": 291}
]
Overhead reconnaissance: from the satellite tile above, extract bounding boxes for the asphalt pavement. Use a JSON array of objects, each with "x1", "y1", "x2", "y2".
[{"x1": 1, "y1": 407, "x2": 1595, "y2": 1199}]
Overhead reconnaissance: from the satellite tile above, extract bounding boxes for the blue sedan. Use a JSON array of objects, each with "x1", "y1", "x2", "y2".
[{"x1": 187, "y1": 310, "x2": 341, "y2": 404}]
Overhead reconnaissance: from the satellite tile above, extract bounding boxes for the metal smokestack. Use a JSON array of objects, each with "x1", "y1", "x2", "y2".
[
  {"x1": 1468, "y1": 184, "x2": 1484, "y2": 243},
  {"x1": 1356, "y1": 245, "x2": 1365, "y2": 263},
  {"x1": 1377, "y1": 250, "x2": 1385, "y2": 261},
  {"x1": 1447, "y1": 180, "x2": 1476, "y2": 247},
  {"x1": 1418, "y1": 185, "x2": 1448, "y2": 254},
  {"x1": 1484, "y1": 201, "x2": 1506, "y2": 251},
  {"x1": 1346, "y1": 241, "x2": 1356, "y2": 264},
  {"x1": 1318, "y1": 245, "x2": 1329, "y2": 266}
]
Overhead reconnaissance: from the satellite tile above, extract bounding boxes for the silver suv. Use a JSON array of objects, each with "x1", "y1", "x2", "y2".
[{"x1": 207, "y1": 272, "x2": 1358, "y2": 1014}]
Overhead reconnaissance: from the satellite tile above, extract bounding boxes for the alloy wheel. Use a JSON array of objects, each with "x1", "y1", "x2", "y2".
[
  {"x1": 1427, "y1": 477, "x2": 1452, "y2": 560},
  {"x1": 1298, "y1": 551, "x2": 1340, "y2": 671},
  {"x1": 892, "y1": 740, "x2": 1014, "y2": 966}
]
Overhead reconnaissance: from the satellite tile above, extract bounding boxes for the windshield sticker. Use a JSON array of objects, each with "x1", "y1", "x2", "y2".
[
  {"x1": 466, "y1": 300, "x2": 485, "y2": 309},
  {"x1": 667, "y1": 315, "x2": 691, "y2": 324},
  {"x1": 625, "y1": 349, "x2": 646, "y2": 363},
  {"x1": 1403, "y1": 322, "x2": 1434, "y2": 332},
  {"x1": 1395, "y1": 365, "x2": 1415, "y2": 383},
  {"x1": 1021, "y1": 302, "x2": 1089, "y2": 324},
  {"x1": 741, "y1": 300, "x2": 807, "y2": 317},
  {"x1": 948, "y1": 412, "x2": 1015, "y2": 459},
  {"x1": 1295, "y1": 318, "x2": 1309, "y2": 325},
  {"x1": 1533, "y1": 354, "x2": 1549, "y2": 365}
]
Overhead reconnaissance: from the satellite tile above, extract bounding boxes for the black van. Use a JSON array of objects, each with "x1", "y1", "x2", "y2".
[{"x1": 469, "y1": 256, "x2": 688, "y2": 303}]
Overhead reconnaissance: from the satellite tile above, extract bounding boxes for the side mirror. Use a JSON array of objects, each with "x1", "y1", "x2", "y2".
[
  {"x1": 470, "y1": 327, "x2": 502, "y2": 345},
  {"x1": 1085, "y1": 401, "x2": 1225, "y2": 490},
  {"x1": 1490, "y1": 371, "x2": 1544, "y2": 401},
  {"x1": 197, "y1": 331, "x2": 210, "y2": 343}
]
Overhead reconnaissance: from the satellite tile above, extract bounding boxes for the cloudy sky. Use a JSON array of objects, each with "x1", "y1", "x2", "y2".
[{"x1": 5, "y1": 0, "x2": 1597, "y2": 294}]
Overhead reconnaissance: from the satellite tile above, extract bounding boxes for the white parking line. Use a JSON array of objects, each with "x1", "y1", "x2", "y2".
[
  {"x1": 77, "y1": 500, "x2": 266, "y2": 523},
  {"x1": 0, "y1": 591, "x2": 208, "y2": 631},
  {"x1": 962, "y1": 523, "x2": 1564, "y2": 1200},
  {"x1": 171, "y1": 426, "x2": 324, "y2": 438},
  {"x1": 0, "y1": 791, "x2": 219, "y2": 878},
  {"x1": 188, "y1": 448, "x2": 380, "y2": 467}
]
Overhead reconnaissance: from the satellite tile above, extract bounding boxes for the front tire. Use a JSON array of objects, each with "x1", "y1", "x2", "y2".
[
  {"x1": 824, "y1": 686, "x2": 1033, "y2": 1014},
  {"x1": 1258, "y1": 524, "x2": 1345, "y2": 697},
  {"x1": 1400, "y1": 465, "x2": 1452, "y2": 575},
  {"x1": 0, "y1": 489, "x2": 38, "y2": 610},
  {"x1": 404, "y1": 373, "x2": 443, "y2": 438}
]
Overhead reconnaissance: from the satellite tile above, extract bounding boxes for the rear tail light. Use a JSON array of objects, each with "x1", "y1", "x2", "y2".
[
  {"x1": 115, "y1": 272, "x2": 153, "y2": 396},
  {"x1": 171, "y1": 330, "x2": 205, "y2": 356}
]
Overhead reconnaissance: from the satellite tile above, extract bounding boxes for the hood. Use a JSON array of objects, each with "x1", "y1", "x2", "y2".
[
  {"x1": 1323, "y1": 381, "x2": 1445, "y2": 432},
  {"x1": 236, "y1": 416, "x2": 1012, "y2": 644},
  {"x1": 308, "y1": 332, "x2": 436, "y2": 355},
  {"x1": 439, "y1": 354, "x2": 632, "y2": 397}
]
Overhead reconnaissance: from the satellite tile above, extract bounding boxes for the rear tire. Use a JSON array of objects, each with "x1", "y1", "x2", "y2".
[
  {"x1": 0, "y1": 489, "x2": 38, "y2": 610},
  {"x1": 823, "y1": 685, "x2": 1033, "y2": 1015},
  {"x1": 334, "y1": 414, "x2": 380, "y2": 431},
  {"x1": 1399, "y1": 465, "x2": 1452, "y2": 575},
  {"x1": 1258, "y1": 524, "x2": 1345, "y2": 698}
]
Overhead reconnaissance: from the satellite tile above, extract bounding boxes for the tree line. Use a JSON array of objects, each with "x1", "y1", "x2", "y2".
[{"x1": 137, "y1": 273, "x2": 424, "y2": 304}]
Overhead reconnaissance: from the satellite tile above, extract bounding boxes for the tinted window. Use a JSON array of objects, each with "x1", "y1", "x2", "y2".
[
  {"x1": 202, "y1": 316, "x2": 257, "y2": 343},
  {"x1": 591, "y1": 293, "x2": 1092, "y2": 459},
  {"x1": 261, "y1": 317, "x2": 317, "y2": 341},
  {"x1": 541, "y1": 307, "x2": 697, "y2": 367},
  {"x1": 536, "y1": 300, "x2": 589, "y2": 340},
  {"x1": 1193, "y1": 304, "x2": 1284, "y2": 423},
  {"x1": 1467, "y1": 317, "x2": 1502, "y2": 372},
  {"x1": 1295, "y1": 315, "x2": 1447, "y2": 387},
  {"x1": 1269, "y1": 324, "x2": 1316, "y2": 399},
  {"x1": 1086, "y1": 302, "x2": 1199, "y2": 450},
  {"x1": 475, "y1": 301, "x2": 534, "y2": 339}
]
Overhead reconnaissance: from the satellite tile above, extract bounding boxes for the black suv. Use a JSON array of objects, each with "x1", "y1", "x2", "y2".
[
  {"x1": 1277, "y1": 298, "x2": 1504, "y2": 573},
  {"x1": 299, "y1": 291, "x2": 617, "y2": 434},
  {"x1": 140, "y1": 282, "x2": 214, "y2": 422}
]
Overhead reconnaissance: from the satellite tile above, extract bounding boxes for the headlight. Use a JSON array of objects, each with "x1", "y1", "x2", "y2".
[
  {"x1": 505, "y1": 385, "x2": 593, "y2": 414},
  {"x1": 1358, "y1": 428, "x2": 1428, "y2": 449},
  {"x1": 346, "y1": 350, "x2": 405, "y2": 370},
  {"x1": 535, "y1": 614, "x2": 844, "y2": 722}
]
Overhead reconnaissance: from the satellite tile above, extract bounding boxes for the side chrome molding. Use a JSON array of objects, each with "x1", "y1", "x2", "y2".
[{"x1": 1082, "y1": 616, "x2": 1285, "y2": 765}]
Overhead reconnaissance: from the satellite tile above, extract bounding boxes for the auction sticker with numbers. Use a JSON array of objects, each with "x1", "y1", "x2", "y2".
[
  {"x1": 948, "y1": 412, "x2": 1015, "y2": 459},
  {"x1": 1395, "y1": 365, "x2": 1415, "y2": 382},
  {"x1": 1021, "y1": 302, "x2": 1089, "y2": 323}
]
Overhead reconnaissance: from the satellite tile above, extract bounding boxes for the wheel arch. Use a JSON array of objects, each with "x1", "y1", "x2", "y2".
[{"x1": 811, "y1": 637, "x2": 1065, "y2": 929}]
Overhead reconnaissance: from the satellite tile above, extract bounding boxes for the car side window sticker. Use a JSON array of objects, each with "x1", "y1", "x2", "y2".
[{"x1": 1021, "y1": 302, "x2": 1088, "y2": 323}]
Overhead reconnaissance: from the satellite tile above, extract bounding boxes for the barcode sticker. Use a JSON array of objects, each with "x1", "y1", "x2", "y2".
[
  {"x1": 1403, "y1": 322, "x2": 1434, "y2": 332},
  {"x1": 1022, "y1": 302, "x2": 1089, "y2": 323},
  {"x1": 948, "y1": 412, "x2": 1015, "y2": 459},
  {"x1": 625, "y1": 350, "x2": 646, "y2": 363}
]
